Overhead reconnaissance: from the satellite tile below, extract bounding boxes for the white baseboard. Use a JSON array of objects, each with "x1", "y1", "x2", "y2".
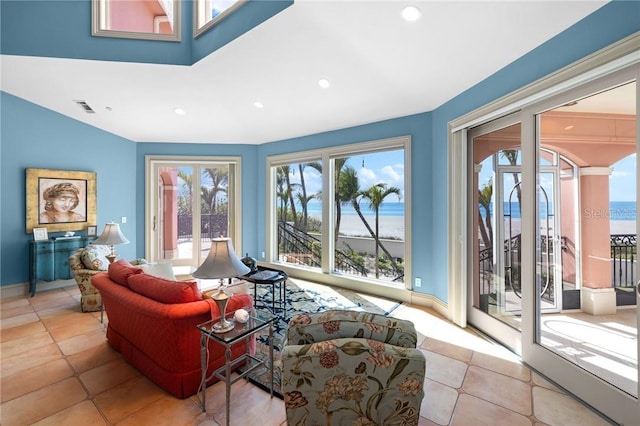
[
  {"x1": 0, "y1": 279, "x2": 76, "y2": 299},
  {"x1": 410, "y1": 291, "x2": 449, "y2": 319}
]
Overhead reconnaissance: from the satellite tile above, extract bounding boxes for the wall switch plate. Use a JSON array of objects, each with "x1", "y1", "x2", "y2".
[
  {"x1": 261, "y1": 251, "x2": 265, "y2": 259},
  {"x1": 121, "y1": 216, "x2": 127, "y2": 223},
  {"x1": 415, "y1": 277, "x2": 422, "y2": 288}
]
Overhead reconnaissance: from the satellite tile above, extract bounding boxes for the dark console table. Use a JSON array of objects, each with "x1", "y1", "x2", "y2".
[
  {"x1": 28, "y1": 237, "x2": 93, "y2": 297},
  {"x1": 242, "y1": 266, "x2": 288, "y2": 319}
]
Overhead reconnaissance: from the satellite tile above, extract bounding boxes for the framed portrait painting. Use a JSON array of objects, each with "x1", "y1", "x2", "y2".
[{"x1": 26, "y1": 168, "x2": 97, "y2": 233}]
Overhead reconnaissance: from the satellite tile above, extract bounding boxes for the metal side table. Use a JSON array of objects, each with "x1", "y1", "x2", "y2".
[{"x1": 197, "y1": 308, "x2": 275, "y2": 426}]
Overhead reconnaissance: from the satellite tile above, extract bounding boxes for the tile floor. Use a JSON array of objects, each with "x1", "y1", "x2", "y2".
[{"x1": 1, "y1": 284, "x2": 615, "y2": 425}]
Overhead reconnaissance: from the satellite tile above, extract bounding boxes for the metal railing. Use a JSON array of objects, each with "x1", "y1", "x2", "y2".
[
  {"x1": 611, "y1": 234, "x2": 636, "y2": 289},
  {"x1": 278, "y1": 222, "x2": 367, "y2": 276},
  {"x1": 479, "y1": 233, "x2": 637, "y2": 296},
  {"x1": 177, "y1": 214, "x2": 228, "y2": 241}
]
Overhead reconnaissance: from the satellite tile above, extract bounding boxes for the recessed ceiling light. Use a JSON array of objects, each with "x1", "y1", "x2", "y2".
[
  {"x1": 254, "y1": 101, "x2": 264, "y2": 109},
  {"x1": 402, "y1": 5, "x2": 421, "y2": 22},
  {"x1": 174, "y1": 108, "x2": 186, "y2": 115},
  {"x1": 318, "y1": 78, "x2": 330, "y2": 89}
]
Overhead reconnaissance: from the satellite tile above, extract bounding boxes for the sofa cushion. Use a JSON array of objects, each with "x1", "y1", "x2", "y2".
[
  {"x1": 108, "y1": 260, "x2": 143, "y2": 287},
  {"x1": 139, "y1": 262, "x2": 177, "y2": 281},
  {"x1": 128, "y1": 274, "x2": 203, "y2": 304},
  {"x1": 81, "y1": 245, "x2": 111, "y2": 271}
]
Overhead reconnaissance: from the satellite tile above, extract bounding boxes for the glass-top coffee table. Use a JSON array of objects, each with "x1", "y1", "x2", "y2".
[{"x1": 196, "y1": 307, "x2": 275, "y2": 425}]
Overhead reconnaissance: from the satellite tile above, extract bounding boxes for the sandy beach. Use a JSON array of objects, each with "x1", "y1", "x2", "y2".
[
  {"x1": 319, "y1": 215, "x2": 636, "y2": 241},
  {"x1": 315, "y1": 214, "x2": 405, "y2": 239}
]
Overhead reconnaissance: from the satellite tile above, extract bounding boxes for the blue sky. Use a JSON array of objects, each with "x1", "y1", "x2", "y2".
[
  {"x1": 478, "y1": 153, "x2": 636, "y2": 202},
  {"x1": 293, "y1": 149, "x2": 405, "y2": 201}
]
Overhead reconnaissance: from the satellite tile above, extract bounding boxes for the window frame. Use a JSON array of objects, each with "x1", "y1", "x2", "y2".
[
  {"x1": 145, "y1": 155, "x2": 243, "y2": 266},
  {"x1": 266, "y1": 136, "x2": 412, "y2": 293}
]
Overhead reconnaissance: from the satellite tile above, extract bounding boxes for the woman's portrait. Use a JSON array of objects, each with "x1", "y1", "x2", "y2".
[{"x1": 39, "y1": 180, "x2": 87, "y2": 224}]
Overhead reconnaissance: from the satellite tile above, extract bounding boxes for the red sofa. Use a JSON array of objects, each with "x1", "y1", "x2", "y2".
[{"x1": 92, "y1": 261, "x2": 254, "y2": 398}]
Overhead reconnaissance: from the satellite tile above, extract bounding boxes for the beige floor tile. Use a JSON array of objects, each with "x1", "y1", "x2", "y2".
[
  {"x1": 420, "y1": 378, "x2": 459, "y2": 425},
  {"x1": 421, "y1": 337, "x2": 474, "y2": 363},
  {"x1": 57, "y1": 328, "x2": 107, "y2": 356},
  {"x1": 1, "y1": 303, "x2": 35, "y2": 319},
  {"x1": 470, "y1": 349, "x2": 531, "y2": 382},
  {"x1": 451, "y1": 394, "x2": 532, "y2": 426},
  {"x1": 462, "y1": 366, "x2": 532, "y2": 416},
  {"x1": 0, "y1": 296, "x2": 30, "y2": 310},
  {"x1": 48, "y1": 315, "x2": 104, "y2": 342},
  {"x1": 95, "y1": 376, "x2": 167, "y2": 423},
  {"x1": 1, "y1": 330, "x2": 53, "y2": 359},
  {"x1": 209, "y1": 379, "x2": 285, "y2": 426},
  {"x1": 116, "y1": 395, "x2": 206, "y2": 426},
  {"x1": 0, "y1": 342, "x2": 62, "y2": 379},
  {"x1": 0, "y1": 320, "x2": 46, "y2": 343},
  {"x1": 531, "y1": 371, "x2": 562, "y2": 392},
  {"x1": 0, "y1": 377, "x2": 87, "y2": 425},
  {"x1": 79, "y1": 358, "x2": 141, "y2": 396},
  {"x1": 532, "y1": 387, "x2": 612, "y2": 426},
  {"x1": 423, "y1": 349, "x2": 468, "y2": 388},
  {"x1": 1, "y1": 358, "x2": 74, "y2": 403},
  {"x1": 0, "y1": 311, "x2": 39, "y2": 329},
  {"x1": 31, "y1": 400, "x2": 107, "y2": 426},
  {"x1": 66, "y1": 341, "x2": 121, "y2": 373}
]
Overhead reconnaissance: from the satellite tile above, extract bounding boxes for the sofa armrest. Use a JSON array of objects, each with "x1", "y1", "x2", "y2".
[
  {"x1": 281, "y1": 338, "x2": 425, "y2": 425},
  {"x1": 286, "y1": 309, "x2": 418, "y2": 348}
]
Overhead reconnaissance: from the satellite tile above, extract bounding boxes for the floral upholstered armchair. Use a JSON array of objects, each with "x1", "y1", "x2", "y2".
[
  {"x1": 68, "y1": 245, "x2": 145, "y2": 313},
  {"x1": 281, "y1": 310, "x2": 426, "y2": 426}
]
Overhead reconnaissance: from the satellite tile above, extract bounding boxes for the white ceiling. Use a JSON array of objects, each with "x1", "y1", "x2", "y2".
[{"x1": 0, "y1": 1, "x2": 609, "y2": 145}]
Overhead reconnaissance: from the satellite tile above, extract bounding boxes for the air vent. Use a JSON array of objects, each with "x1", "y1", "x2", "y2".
[{"x1": 73, "y1": 100, "x2": 96, "y2": 114}]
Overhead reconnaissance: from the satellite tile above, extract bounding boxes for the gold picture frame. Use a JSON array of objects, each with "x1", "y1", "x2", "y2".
[{"x1": 26, "y1": 168, "x2": 97, "y2": 233}]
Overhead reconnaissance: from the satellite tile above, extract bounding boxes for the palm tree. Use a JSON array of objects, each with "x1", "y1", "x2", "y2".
[
  {"x1": 203, "y1": 167, "x2": 228, "y2": 214},
  {"x1": 478, "y1": 178, "x2": 493, "y2": 250},
  {"x1": 276, "y1": 166, "x2": 289, "y2": 223},
  {"x1": 177, "y1": 170, "x2": 192, "y2": 214},
  {"x1": 359, "y1": 183, "x2": 402, "y2": 278},
  {"x1": 297, "y1": 162, "x2": 321, "y2": 231}
]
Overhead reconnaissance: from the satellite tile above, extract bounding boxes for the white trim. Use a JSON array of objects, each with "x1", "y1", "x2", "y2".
[
  {"x1": 579, "y1": 166, "x2": 613, "y2": 176},
  {"x1": 145, "y1": 155, "x2": 243, "y2": 265},
  {"x1": 265, "y1": 135, "x2": 412, "y2": 292},
  {"x1": 450, "y1": 33, "x2": 640, "y2": 133}
]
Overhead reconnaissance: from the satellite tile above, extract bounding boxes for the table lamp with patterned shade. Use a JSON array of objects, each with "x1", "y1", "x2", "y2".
[
  {"x1": 192, "y1": 238, "x2": 250, "y2": 333},
  {"x1": 93, "y1": 222, "x2": 129, "y2": 263}
]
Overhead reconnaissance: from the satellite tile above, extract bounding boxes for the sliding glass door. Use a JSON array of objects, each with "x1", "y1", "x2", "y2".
[
  {"x1": 524, "y1": 75, "x2": 639, "y2": 424},
  {"x1": 466, "y1": 67, "x2": 639, "y2": 424},
  {"x1": 145, "y1": 156, "x2": 242, "y2": 268}
]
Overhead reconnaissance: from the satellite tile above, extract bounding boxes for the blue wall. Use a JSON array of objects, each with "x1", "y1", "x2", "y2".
[{"x1": 1, "y1": 92, "x2": 138, "y2": 285}]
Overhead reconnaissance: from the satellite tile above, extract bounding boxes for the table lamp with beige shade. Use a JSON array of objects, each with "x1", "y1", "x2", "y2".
[
  {"x1": 192, "y1": 238, "x2": 250, "y2": 333},
  {"x1": 93, "y1": 222, "x2": 129, "y2": 263}
]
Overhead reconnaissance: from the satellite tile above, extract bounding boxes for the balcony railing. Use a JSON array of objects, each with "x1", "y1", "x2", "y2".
[
  {"x1": 479, "y1": 233, "x2": 637, "y2": 296},
  {"x1": 177, "y1": 214, "x2": 228, "y2": 241}
]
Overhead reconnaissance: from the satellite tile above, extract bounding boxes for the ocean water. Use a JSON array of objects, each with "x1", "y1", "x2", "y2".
[
  {"x1": 479, "y1": 201, "x2": 637, "y2": 221},
  {"x1": 303, "y1": 201, "x2": 637, "y2": 220},
  {"x1": 303, "y1": 201, "x2": 404, "y2": 217}
]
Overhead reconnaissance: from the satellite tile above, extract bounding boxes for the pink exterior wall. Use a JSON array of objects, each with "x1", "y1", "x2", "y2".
[
  {"x1": 579, "y1": 172, "x2": 612, "y2": 289},
  {"x1": 159, "y1": 169, "x2": 178, "y2": 255},
  {"x1": 109, "y1": 0, "x2": 171, "y2": 34}
]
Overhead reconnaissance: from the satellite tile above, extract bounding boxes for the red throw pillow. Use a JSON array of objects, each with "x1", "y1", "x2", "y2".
[
  {"x1": 108, "y1": 260, "x2": 143, "y2": 287},
  {"x1": 128, "y1": 274, "x2": 203, "y2": 304}
]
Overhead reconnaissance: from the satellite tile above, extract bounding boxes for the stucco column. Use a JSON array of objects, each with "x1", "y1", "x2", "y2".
[
  {"x1": 163, "y1": 184, "x2": 179, "y2": 258},
  {"x1": 579, "y1": 167, "x2": 616, "y2": 314}
]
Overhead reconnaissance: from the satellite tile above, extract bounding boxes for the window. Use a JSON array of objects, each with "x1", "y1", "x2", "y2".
[
  {"x1": 194, "y1": 0, "x2": 246, "y2": 38},
  {"x1": 268, "y1": 137, "x2": 410, "y2": 287},
  {"x1": 145, "y1": 156, "x2": 242, "y2": 268},
  {"x1": 92, "y1": 0, "x2": 181, "y2": 42}
]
